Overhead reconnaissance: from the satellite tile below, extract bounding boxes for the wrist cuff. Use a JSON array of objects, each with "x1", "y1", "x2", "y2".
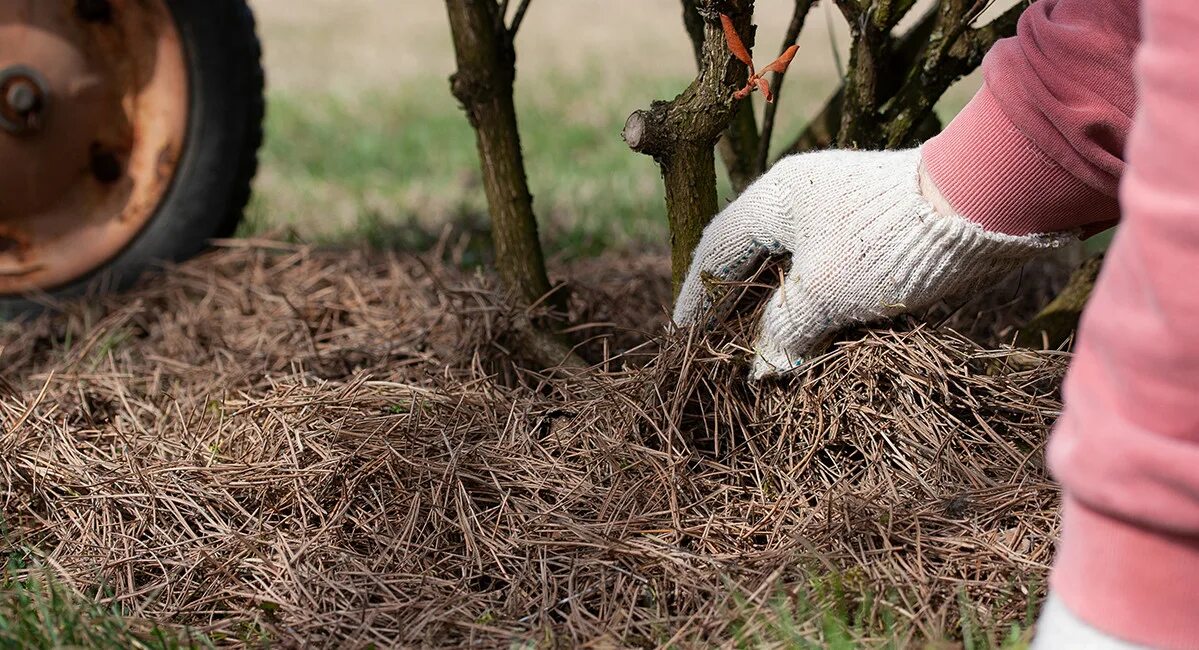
[
  {"x1": 1051, "y1": 496, "x2": 1199, "y2": 650},
  {"x1": 922, "y1": 86, "x2": 1119, "y2": 237}
]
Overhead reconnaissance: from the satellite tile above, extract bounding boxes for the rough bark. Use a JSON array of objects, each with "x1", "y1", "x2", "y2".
[
  {"x1": 445, "y1": 0, "x2": 587, "y2": 373},
  {"x1": 663, "y1": 141, "x2": 721, "y2": 284},
  {"x1": 445, "y1": 0, "x2": 551, "y2": 306},
  {"x1": 641, "y1": 0, "x2": 1028, "y2": 297},
  {"x1": 781, "y1": 5, "x2": 938, "y2": 155},
  {"x1": 875, "y1": 0, "x2": 1028, "y2": 148},
  {"x1": 835, "y1": 0, "x2": 886, "y2": 148},
  {"x1": 720, "y1": 103, "x2": 761, "y2": 194},
  {"x1": 781, "y1": 0, "x2": 1027, "y2": 154},
  {"x1": 681, "y1": 0, "x2": 760, "y2": 194},
  {"x1": 626, "y1": 0, "x2": 756, "y2": 292}
]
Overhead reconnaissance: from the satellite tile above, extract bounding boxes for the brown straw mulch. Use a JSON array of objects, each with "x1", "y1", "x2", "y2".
[{"x1": 1, "y1": 243, "x2": 1069, "y2": 647}]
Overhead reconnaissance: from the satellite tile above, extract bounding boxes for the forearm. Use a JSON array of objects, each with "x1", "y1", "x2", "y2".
[
  {"x1": 915, "y1": 2, "x2": 1199, "y2": 645},
  {"x1": 1046, "y1": 0, "x2": 1199, "y2": 645},
  {"x1": 922, "y1": 0, "x2": 1138, "y2": 236}
]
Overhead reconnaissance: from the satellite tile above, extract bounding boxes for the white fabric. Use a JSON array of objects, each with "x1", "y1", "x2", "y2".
[
  {"x1": 673, "y1": 148, "x2": 1073, "y2": 379},
  {"x1": 1032, "y1": 594, "x2": 1150, "y2": 649}
]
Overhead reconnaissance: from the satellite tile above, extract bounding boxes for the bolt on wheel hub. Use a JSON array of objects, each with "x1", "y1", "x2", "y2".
[
  {"x1": 0, "y1": 0, "x2": 189, "y2": 295},
  {"x1": 0, "y1": 65, "x2": 48, "y2": 134}
]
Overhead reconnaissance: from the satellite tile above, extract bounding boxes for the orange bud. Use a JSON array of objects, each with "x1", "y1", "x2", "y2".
[
  {"x1": 760, "y1": 45, "x2": 800, "y2": 76},
  {"x1": 720, "y1": 14, "x2": 753, "y2": 67}
]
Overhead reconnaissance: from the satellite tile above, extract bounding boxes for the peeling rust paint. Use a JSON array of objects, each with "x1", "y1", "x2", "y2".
[{"x1": 0, "y1": 0, "x2": 188, "y2": 294}]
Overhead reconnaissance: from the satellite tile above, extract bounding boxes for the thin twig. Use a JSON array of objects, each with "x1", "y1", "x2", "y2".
[
  {"x1": 508, "y1": 0, "x2": 532, "y2": 36},
  {"x1": 825, "y1": 1, "x2": 845, "y2": 80},
  {"x1": 831, "y1": 0, "x2": 861, "y2": 22},
  {"x1": 498, "y1": 0, "x2": 511, "y2": 29},
  {"x1": 879, "y1": 0, "x2": 1029, "y2": 146},
  {"x1": 756, "y1": 0, "x2": 815, "y2": 173}
]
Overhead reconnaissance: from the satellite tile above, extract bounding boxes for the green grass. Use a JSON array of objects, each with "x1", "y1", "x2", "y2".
[
  {"x1": 0, "y1": 541, "x2": 1040, "y2": 649},
  {"x1": 0, "y1": 551, "x2": 1038, "y2": 648},
  {"x1": 1, "y1": 554, "x2": 206, "y2": 650},
  {"x1": 245, "y1": 67, "x2": 992, "y2": 262},
  {"x1": 724, "y1": 573, "x2": 1037, "y2": 650},
  {"x1": 0, "y1": 577, "x2": 1030, "y2": 650},
  {"x1": 247, "y1": 74, "x2": 700, "y2": 258}
]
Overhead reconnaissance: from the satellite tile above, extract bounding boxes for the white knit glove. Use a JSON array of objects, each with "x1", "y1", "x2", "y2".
[
  {"x1": 673, "y1": 148, "x2": 1072, "y2": 379},
  {"x1": 1032, "y1": 595, "x2": 1148, "y2": 649}
]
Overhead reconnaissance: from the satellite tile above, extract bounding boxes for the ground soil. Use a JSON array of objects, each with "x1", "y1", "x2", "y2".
[
  {"x1": 1, "y1": 243, "x2": 1070, "y2": 647},
  {"x1": 2, "y1": 2, "x2": 1068, "y2": 646}
]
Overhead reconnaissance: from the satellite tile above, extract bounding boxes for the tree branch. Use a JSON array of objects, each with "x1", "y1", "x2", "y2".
[
  {"x1": 756, "y1": 0, "x2": 816, "y2": 173},
  {"x1": 1015, "y1": 252, "x2": 1103, "y2": 350},
  {"x1": 721, "y1": 103, "x2": 761, "y2": 193},
  {"x1": 508, "y1": 0, "x2": 532, "y2": 36},
  {"x1": 832, "y1": 0, "x2": 862, "y2": 22},
  {"x1": 836, "y1": 0, "x2": 890, "y2": 147},
  {"x1": 680, "y1": 0, "x2": 705, "y2": 64},
  {"x1": 679, "y1": 0, "x2": 760, "y2": 194},
  {"x1": 446, "y1": 0, "x2": 590, "y2": 372},
  {"x1": 969, "y1": 0, "x2": 1027, "y2": 55},
  {"x1": 627, "y1": 0, "x2": 756, "y2": 291},
  {"x1": 446, "y1": 0, "x2": 550, "y2": 304},
  {"x1": 875, "y1": 0, "x2": 920, "y2": 30},
  {"x1": 776, "y1": 0, "x2": 1020, "y2": 156},
  {"x1": 878, "y1": 0, "x2": 1029, "y2": 147}
]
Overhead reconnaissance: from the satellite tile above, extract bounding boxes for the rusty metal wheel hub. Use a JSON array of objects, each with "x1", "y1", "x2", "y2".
[
  {"x1": 0, "y1": 64, "x2": 49, "y2": 134},
  {"x1": 0, "y1": 0, "x2": 189, "y2": 295}
]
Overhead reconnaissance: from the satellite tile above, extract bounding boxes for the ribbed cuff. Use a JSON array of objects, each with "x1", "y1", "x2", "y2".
[
  {"x1": 1051, "y1": 497, "x2": 1199, "y2": 650},
  {"x1": 922, "y1": 86, "x2": 1119, "y2": 237}
]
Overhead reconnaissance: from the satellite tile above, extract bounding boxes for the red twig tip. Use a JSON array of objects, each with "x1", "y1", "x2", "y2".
[
  {"x1": 720, "y1": 14, "x2": 754, "y2": 69},
  {"x1": 720, "y1": 14, "x2": 800, "y2": 104}
]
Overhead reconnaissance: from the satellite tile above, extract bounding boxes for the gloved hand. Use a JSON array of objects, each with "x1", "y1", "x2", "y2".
[{"x1": 673, "y1": 148, "x2": 1072, "y2": 379}]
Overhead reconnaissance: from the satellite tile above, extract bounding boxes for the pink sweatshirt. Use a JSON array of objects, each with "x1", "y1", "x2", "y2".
[{"x1": 923, "y1": 0, "x2": 1199, "y2": 647}]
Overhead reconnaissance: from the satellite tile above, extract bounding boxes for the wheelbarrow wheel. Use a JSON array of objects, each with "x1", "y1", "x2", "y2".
[{"x1": 0, "y1": 0, "x2": 264, "y2": 315}]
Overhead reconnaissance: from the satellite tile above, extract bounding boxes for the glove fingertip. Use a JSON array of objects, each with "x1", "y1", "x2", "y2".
[
  {"x1": 749, "y1": 356, "x2": 776, "y2": 381},
  {"x1": 671, "y1": 299, "x2": 698, "y2": 327},
  {"x1": 749, "y1": 347, "x2": 804, "y2": 381}
]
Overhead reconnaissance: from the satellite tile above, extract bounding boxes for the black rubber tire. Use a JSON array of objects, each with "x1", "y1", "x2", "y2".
[{"x1": 1, "y1": 0, "x2": 265, "y2": 316}]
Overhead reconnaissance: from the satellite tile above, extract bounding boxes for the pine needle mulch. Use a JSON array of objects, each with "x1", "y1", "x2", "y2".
[{"x1": 1, "y1": 243, "x2": 1069, "y2": 648}]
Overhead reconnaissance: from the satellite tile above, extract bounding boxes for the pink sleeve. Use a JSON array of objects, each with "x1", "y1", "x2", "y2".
[
  {"x1": 922, "y1": 0, "x2": 1139, "y2": 236},
  {"x1": 923, "y1": 1, "x2": 1199, "y2": 645},
  {"x1": 1045, "y1": 0, "x2": 1199, "y2": 647}
]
